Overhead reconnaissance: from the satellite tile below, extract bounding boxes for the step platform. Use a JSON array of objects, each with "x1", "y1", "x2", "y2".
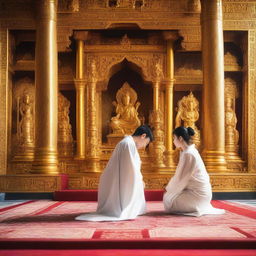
[{"x1": 54, "y1": 190, "x2": 164, "y2": 201}]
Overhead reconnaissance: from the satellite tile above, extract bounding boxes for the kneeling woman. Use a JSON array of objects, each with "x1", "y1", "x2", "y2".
[{"x1": 163, "y1": 126, "x2": 225, "y2": 217}]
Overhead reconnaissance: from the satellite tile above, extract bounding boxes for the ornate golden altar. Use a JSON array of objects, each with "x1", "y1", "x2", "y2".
[{"x1": 0, "y1": 0, "x2": 255, "y2": 192}]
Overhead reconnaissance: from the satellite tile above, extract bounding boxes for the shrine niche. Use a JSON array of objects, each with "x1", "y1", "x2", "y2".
[
  {"x1": 12, "y1": 77, "x2": 35, "y2": 161},
  {"x1": 101, "y1": 58, "x2": 152, "y2": 148},
  {"x1": 224, "y1": 77, "x2": 245, "y2": 171}
]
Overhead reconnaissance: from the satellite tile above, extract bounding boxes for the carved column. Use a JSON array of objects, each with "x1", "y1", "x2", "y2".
[
  {"x1": 87, "y1": 60, "x2": 100, "y2": 172},
  {"x1": 201, "y1": 0, "x2": 226, "y2": 171},
  {"x1": 32, "y1": 0, "x2": 58, "y2": 174},
  {"x1": 163, "y1": 31, "x2": 178, "y2": 168},
  {"x1": 150, "y1": 63, "x2": 165, "y2": 169},
  {"x1": 74, "y1": 31, "x2": 88, "y2": 160},
  {"x1": 150, "y1": 79, "x2": 165, "y2": 170}
]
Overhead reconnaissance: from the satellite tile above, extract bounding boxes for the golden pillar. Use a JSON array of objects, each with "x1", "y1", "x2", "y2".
[
  {"x1": 73, "y1": 31, "x2": 88, "y2": 160},
  {"x1": 153, "y1": 81, "x2": 160, "y2": 111},
  {"x1": 150, "y1": 63, "x2": 165, "y2": 169},
  {"x1": 201, "y1": 0, "x2": 226, "y2": 171},
  {"x1": 163, "y1": 32, "x2": 178, "y2": 168},
  {"x1": 32, "y1": 0, "x2": 58, "y2": 174},
  {"x1": 87, "y1": 60, "x2": 100, "y2": 172}
]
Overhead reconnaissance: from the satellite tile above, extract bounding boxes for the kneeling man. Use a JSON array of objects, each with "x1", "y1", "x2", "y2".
[{"x1": 76, "y1": 125, "x2": 153, "y2": 221}]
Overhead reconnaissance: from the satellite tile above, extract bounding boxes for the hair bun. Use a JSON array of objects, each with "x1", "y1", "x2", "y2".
[{"x1": 187, "y1": 127, "x2": 195, "y2": 136}]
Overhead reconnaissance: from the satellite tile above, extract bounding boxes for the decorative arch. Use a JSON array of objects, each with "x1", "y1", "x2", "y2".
[
  {"x1": 108, "y1": 58, "x2": 146, "y2": 83},
  {"x1": 85, "y1": 52, "x2": 165, "y2": 84},
  {"x1": 101, "y1": 54, "x2": 151, "y2": 82}
]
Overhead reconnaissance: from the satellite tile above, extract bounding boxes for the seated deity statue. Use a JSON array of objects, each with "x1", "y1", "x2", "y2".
[
  {"x1": 110, "y1": 82, "x2": 141, "y2": 135},
  {"x1": 175, "y1": 92, "x2": 200, "y2": 147}
]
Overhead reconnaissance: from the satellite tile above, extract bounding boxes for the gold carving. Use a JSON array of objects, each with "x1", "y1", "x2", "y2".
[
  {"x1": 58, "y1": 0, "x2": 79, "y2": 13},
  {"x1": 120, "y1": 34, "x2": 131, "y2": 49},
  {"x1": 0, "y1": 175, "x2": 63, "y2": 192},
  {"x1": 223, "y1": 3, "x2": 255, "y2": 14},
  {"x1": 58, "y1": 92, "x2": 74, "y2": 157},
  {"x1": 149, "y1": 62, "x2": 165, "y2": 169},
  {"x1": 224, "y1": 51, "x2": 242, "y2": 71},
  {"x1": 18, "y1": 91, "x2": 34, "y2": 146},
  {"x1": 13, "y1": 78, "x2": 35, "y2": 160},
  {"x1": 210, "y1": 175, "x2": 256, "y2": 192},
  {"x1": 175, "y1": 92, "x2": 200, "y2": 148},
  {"x1": 106, "y1": 0, "x2": 145, "y2": 9},
  {"x1": 1, "y1": 0, "x2": 256, "y2": 191},
  {"x1": 187, "y1": 0, "x2": 201, "y2": 13},
  {"x1": 87, "y1": 60, "x2": 100, "y2": 171},
  {"x1": 247, "y1": 30, "x2": 256, "y2": 173},
  {"x1": 0, "y1": 28, "x2": 8, "y2": 174},
  {"x1": 224, "y1": 78, "x2": 240, "y2": 159},
  {"x1": 109, "y1": 82, "x2": 141, "y2": 136},
  {"x1": 149, "y1": 109, "x2": 165, "y2": 168},
  {"x1": 176, "y1": 67, "x2": 202, "y2": 76},
  {"x1": 67, "y1": 173, "x2": 256, "y2": 192}
]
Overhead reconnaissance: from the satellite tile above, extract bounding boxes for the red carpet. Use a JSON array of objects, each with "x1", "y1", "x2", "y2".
[
  {"x1": 1, "y1": 249, "x2": 256, "y2": 256},
  {"x1": 0, "y1": 190, "x2": 255, "y2": 254},
  {"x1": 0, "y1": 199, "x2": 255, "y2": 249}
]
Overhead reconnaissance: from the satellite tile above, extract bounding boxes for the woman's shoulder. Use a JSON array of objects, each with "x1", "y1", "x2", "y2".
[
  {"x1": 182, "y1": 146, "x2": 198, "y2": 159},
  {"x1": 183, "y1": 144, "x2": 196, "y2": 154}
]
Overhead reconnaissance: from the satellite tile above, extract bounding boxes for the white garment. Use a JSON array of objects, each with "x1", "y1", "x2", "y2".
[
  {"x1": 75, "y1": 135, "x2": 146, "y2": 221},
  {"x1": 163, "y1": 144, "x2": 225, "y2": 217}
]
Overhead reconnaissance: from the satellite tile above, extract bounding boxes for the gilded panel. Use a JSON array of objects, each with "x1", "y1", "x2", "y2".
[
  {"x1": 248, "y1": 30, "x2": 256, "y2": 172},
  {"x1": 0, "y1": 175, "x2": 62, "y2": 192},
  {"x1": 68, "y1": 173, "x2": 256, "y2": 192},
  {"x1": 0, "y1": 28, "x2": 8, "y2": 174},
  {"x1": 210, "y1": 175, "x2": 256, "y2": 192}
]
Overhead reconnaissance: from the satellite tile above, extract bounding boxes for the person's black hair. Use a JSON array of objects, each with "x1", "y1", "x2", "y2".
[
  {"x1": 173, "y1": 126, "x2": 195, "y2": 144},
  {"x1": 132, "y1": 125, "x2": 154, "y2": 142}
]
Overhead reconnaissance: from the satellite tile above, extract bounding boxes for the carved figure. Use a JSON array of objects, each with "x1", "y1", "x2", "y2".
[
  {"x1": 58, "y1": 93, "x2": 73, "y2": 156},
  {"x1": 58, "y1": 93, "x2": 73, "y2": 143},
  {"x1": 225, "y1": 97, "x2": 239, "y2": 152},
  {"x1": 175, "y1": 92, "x2": 200, "y2": 147},
  {"x1": 225, "y1": 80, "x2": 240, "y2": 155},
  {"x1": 110, "y1": 82, "x2": 141, "y2": 135},
  {"x1": 19, "y1": 91, "x2": 34, "y2": 146}
]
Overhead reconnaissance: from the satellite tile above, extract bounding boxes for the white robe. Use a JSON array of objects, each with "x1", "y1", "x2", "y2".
[
  {"x1": 75, "y1": 135, "x2": 146, "y2": 221},
  {"x1": 163, "y1": 144, "x2": 225, "y2": 217}
]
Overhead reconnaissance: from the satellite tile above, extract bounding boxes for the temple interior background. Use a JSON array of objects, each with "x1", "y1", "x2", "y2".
[{"x1": 0, "y1": 0, "x2": 256, "y2": 194}]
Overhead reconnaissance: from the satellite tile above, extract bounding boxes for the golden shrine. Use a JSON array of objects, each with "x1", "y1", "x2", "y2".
[{"x1": 0, "y1": 0, "x2": 256, "y2": 193}]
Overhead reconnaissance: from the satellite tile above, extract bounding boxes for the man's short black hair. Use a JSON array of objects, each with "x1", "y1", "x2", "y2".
[{"x1": 132, "y1": 125, "x2": 153, "y2": 142}]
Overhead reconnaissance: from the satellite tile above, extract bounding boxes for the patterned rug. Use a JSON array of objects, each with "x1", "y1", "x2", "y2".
[{"x1": 0, "y1": 200, "x2": 255, "y2": 240}]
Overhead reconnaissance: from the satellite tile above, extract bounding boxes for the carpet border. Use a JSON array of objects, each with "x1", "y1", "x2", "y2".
[
  {"x1": 0, "y1": 201, "x2": 35, "y2": 213},
  {"x1": 0, "y1": 238, "x2": 255, "y2": 250},
  {"x1": 211, "y1": 200, "x2": 256, "y2": 219}
]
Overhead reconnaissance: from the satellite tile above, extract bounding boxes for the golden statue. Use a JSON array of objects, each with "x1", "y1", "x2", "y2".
[
  {"x1": 19, "y1": 91, "x2": 34, "y2": 147},
  {"x1": 109, "y1": 82, "x2": 141, "y2": 135},
  {"x1": 225, "y1": 98, "x2": 239, "y2": 152},
  {"x1": 175, "y1": 91, "x2": 201, "y2": 147},
  {"x1": 225, "y1": 79, "x2": 239, "y2": 157},
  {"x1": 58, "y1": 93, "x2": 73, "y2": 156}
]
